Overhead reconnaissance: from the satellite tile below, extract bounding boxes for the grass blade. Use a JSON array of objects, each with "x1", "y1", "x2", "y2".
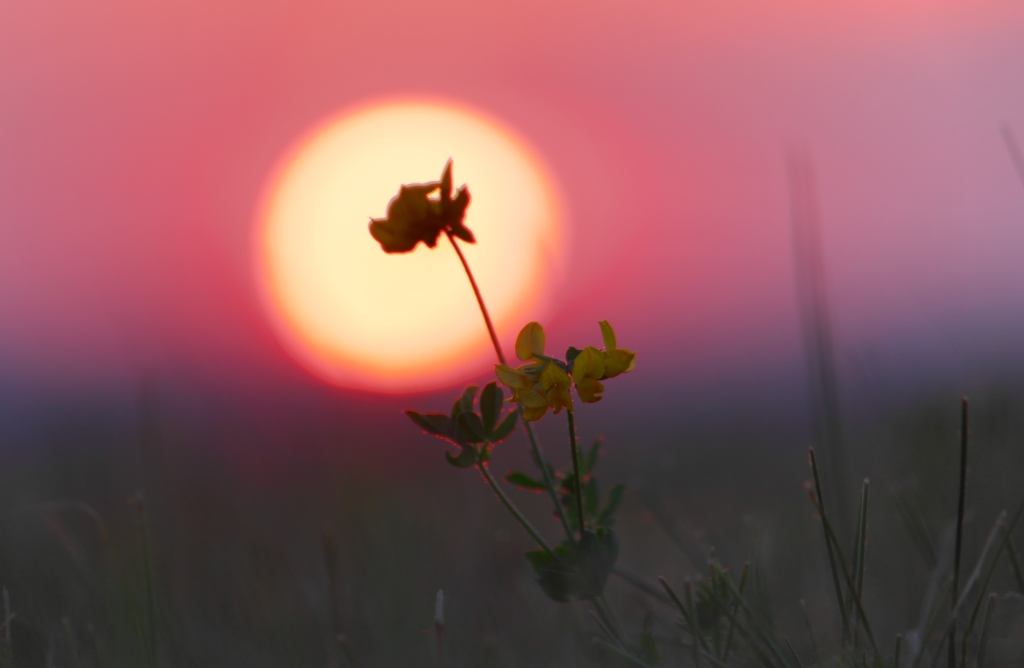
[
  {"x1": 723, "y1": 563, "x2": 750, "y2": 662},
  {"x1": 800, "y1": 600, "x2": 821, "y2": 668},
  {"x1": 784, "y1": 638, "x2": 804, "y2": 668},
  {"x1": 923, "y1": 512, "x2": 1006, "y2": 668},
  {"x1": 948, "y1": 397, "x2": 969, "y2": 668},
  {"x1": 809, "y1": 448, "x2": 852, "y2": 643},
  {"x1": 815, "y1": 497, "x2": 881, "y2": 655},
  {"x1": 976, "y1": 594, "x2": 996, "y2": 668},
  {"x1": 1005, "y1": 533, "x2": 1024, "y2": 595}
]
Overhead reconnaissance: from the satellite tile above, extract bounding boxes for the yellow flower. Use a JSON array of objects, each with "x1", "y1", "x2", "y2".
[
  {"x1": 571, "y1": 346, "x2": 606, "y2": 403},
  {"x1": 570, "y1": 321, "x2": 636, "y2": 403},
  {"x1": 496, "y1": 360, "x2": 573, "y2": 422},
  {"x1": 597, "y1": 320, "x2": 636, "y2": 378},
  {"x1": 496, "y1": 322, "x2": 574, "y2": 421}
]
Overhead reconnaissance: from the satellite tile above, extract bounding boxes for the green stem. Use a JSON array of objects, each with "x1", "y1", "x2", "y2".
[
  {"x1": 447, "y1": 231, "x2": 574, "y2": 543},
  {"x1": 524, "y1": 417, "x2": 575, "y2": 542},
  {"x1": 567, "y1": 410, "x2": 585, "y2": 534},
  {"x1": 478, "y1": 462, "x2": 555, "y2": 557},
  {"x1": 446, "y1": 231, "x2": 504, "y2": 365}
]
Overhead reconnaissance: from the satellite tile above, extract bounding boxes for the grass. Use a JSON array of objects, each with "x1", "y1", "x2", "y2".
[{"x1": 0, "y1": 384, "x2": 1022, "y2": 666}]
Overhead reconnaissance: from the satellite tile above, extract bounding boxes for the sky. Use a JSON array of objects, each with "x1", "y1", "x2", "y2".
[{"x1": 1, "y1": 0, "x2": 1024, "y2": 408}]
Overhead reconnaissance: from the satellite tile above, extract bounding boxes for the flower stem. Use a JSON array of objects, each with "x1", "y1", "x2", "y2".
[
  {"x1": 567, "y1": 409, "x2": 585, "y2": 534},
  {"x1": 446, "y1": 231, "x2": 575, "y2": 543},
  {"x1": 446, "y1": 231, "x2": 505, "y2": 365},
  {"x1": 478, "y1": 462, "x2": 554, "y2": 557}
]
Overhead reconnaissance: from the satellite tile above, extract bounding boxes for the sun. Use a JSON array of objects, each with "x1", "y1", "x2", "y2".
[{"x1": 255, "y1": 99, "x2": 564, "y2": 393}]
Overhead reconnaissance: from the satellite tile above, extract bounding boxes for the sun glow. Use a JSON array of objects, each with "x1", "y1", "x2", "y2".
[{"x1": 255, "y1": 100, "x2": 564, "y2": 393}]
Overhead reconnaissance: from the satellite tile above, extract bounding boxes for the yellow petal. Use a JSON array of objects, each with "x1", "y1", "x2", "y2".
[
  {"x1": 515, "y1": 322, "x2": 546, "y2": 361},
  {"x1": 576, "y1": 377, "x2": 605, "y2": 403},
  {"x1": 539, "y1": 362, "x2": 570, "y2": 391},
  {"x1": 523, "y1": 405, "x2": 547, "y2": 422},
  {"x1": 602, "y1": 349, "x2": 636, "y2": 378},
  {"x1": 571, "y1": 346, "x2": 605, "y2": 383},
  {"x1": 518, "y1": 387, "x2": 548, "y2": 409},
  {"x1": 495, "y1": 364, "x2": 531, "y2": 389},
  {"x1": 599, "y1": 320, "x2": 617, "y2": 351}
]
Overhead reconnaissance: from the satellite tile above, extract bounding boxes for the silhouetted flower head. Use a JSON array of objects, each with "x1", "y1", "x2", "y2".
[{"x1": 368, "y1": 161, "x2": 473, "y2": 253}]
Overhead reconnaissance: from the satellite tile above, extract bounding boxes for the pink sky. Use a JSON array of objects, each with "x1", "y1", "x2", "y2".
[{"x1": 1, "y1": 0, "x2": 1023, "y2": 396}]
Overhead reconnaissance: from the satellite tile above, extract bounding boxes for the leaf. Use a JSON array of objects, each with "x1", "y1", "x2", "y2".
[
  {"x1": 480, "y1": 382, "x2": 503, "y2": 434},
  {"x1": 576, "y1": 529, "x2": 619, "y2": 595},
  {"x1": 640, "y1": 612, "x2": 660, "y2": 665},
  {"x1": 505, "y1": 472, "x2": 548, "y2": 492},
  {"x1": 455, "y1": 411, "x2": 485, "y2": 444},
  {"x1": 526, "y1": 531, "x2": 618, "y2": 603},
  {"x1": 526, "y1": 543, "x2": 595, "y2": 602},
  {"x1": 597, "y1": 484, "x2": 625, "y2": 527},
  {"x1": 444, "y1": 444, "x2": 478, "y2": 469},
  {"x1": 405, "y1": 411, "x2": 449, "y2": 437},
  {"x1": 451, "y1": 385, "x2": 478, "y2": 418},
  {"x1": 490, "y1": 411, "x2": 518, "y2": 443}
]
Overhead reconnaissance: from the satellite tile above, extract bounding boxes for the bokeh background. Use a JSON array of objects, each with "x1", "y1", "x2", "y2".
[{"x1": 1, "y1": 1, "x2": 1024, "y2": 666}]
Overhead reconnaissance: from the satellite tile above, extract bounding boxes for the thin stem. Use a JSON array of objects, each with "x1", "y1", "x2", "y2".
[
  {"x1": 447, "y1": 231, "x2": 575, "y2": 542},
  {"x1": 477, "y1": 462, "x2": 555, "y2": 557},
  {"x1": 567, "y1": 410, "x2": 585, "y2": 534},
  {"x1": 524, "y1": 418, "x2": 575, "y2": 542},
  {"x1": 446, "y1": 231, "x2": 505, "y2": 365},
  {"x1": 950, "y1": 397, "x2": 969, "y2": 668}
]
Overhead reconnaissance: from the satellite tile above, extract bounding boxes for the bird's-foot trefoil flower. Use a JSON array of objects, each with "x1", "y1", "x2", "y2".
[
  {"x1": 497, "y1": 320, "x2": 636, "y2": 417},
  {"x1": 570, "y1": 321, "x2": 636, "y2": 404},
  {"x1": 368, "y1": 161, "x2": 473, "y2": 254}
]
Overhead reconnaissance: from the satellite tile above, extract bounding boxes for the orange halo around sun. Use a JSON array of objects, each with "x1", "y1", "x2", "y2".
[{"x1": 255, "y1": 99, "x2": 564, "y2": 393}]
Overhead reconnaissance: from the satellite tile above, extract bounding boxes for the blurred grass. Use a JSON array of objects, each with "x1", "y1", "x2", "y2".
[{"x1": 0, "y1": 383, "x2": 1022, "y2": 666}]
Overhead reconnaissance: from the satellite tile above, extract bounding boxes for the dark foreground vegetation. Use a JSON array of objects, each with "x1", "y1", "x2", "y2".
[{"x1": 0, "y1": 380, "x2": 1022, "y2": 667}]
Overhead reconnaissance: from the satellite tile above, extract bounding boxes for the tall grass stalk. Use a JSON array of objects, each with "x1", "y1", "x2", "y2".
[
  {"x1": 808, "y1": 448, "x2": 852, "y2": 642},
  {"x1": 975, "y1": 594, "x2": 996, "y2": 668},
  {"x1": 948, "y1": 397, "x2": 970, "y2": 668}
]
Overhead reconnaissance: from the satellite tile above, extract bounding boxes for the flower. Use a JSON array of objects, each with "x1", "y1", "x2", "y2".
[
  {"x1": 497, "y1": 322, "x2": 573, "y2": 421},
  {"x1": 368, "y1": 161, "x2": 474, "y2": 253},
  {"x1": 570, "y1": 321, "x2": 636, "y2": 404},
  {"x1": 498, "y1": 320, "x2": 635, "y2": 416}
]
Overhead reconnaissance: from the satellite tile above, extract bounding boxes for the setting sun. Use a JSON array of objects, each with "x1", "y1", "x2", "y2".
[{"x1": 255, "y1": 100, "x2": 564, "y2": 393}]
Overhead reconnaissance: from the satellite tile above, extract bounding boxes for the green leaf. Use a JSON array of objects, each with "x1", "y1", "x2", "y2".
[
  {"x1": 444, "y1": 444, "x2": 478, "y2": 468},
  {"x1": 640, "y1": 612, "x2": 660, "y2": 665},
  {"x1": 505, "y1": 472, "x2": 548, "y2": 492},
  {"x1": 490, "y1": 410, "x2": 518, "y2": 443},
  {"x1": 405, "y1": 411, "x2": 450, "y2": 437},
  {"x1": 451, "y1": 385, "x2": 478, "y2": 418},
  {"x1": 455, "y1": 411, "x2": 485, "y2": 444},
  {"x1": 597, "y1": 484, "x2": 625, "y2": 527},
  {"x1": 526, "y1": 543, "x2": 595, "y2": 602},
  {"x1": 480, "y1": 382, "x2": 503, "y2": 434},
  {"x1": 576, "y1": 528, "x2": 619, "y2": 596}
]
